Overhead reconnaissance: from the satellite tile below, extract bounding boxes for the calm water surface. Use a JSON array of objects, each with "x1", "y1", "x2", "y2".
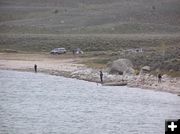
[{"x1": 0, "y1": 70, "x2": 180, "y2": 134}]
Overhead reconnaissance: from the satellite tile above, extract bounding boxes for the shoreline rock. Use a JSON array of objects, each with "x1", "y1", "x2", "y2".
[{"x1": 0, "y1": 67, "x2": 179, "y2": 95}]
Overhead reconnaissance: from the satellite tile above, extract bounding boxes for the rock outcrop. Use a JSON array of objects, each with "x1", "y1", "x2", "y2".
[
  {"x1": 108, "y1": 59, "x2": 134, "y2": 75},
  {"x1": 140, "y1": 66, "x2": 151, "y2": 75}
]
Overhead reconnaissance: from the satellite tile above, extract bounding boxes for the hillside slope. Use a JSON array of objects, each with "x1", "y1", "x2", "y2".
[{"x1": 0, "y1": 0, "x2": 180, "y2": 34}]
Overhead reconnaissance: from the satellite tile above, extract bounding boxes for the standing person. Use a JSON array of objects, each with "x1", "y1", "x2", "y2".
[
  {"x1": 100, "y1": 71, "x2": 103, "y2": 83},
  {"x1": 158, "y1": 73, "x2": 162, "y2": 83},
  {"x1": 34, "y1": 64, "x2": 37, "y2": 73},
  {"x1": 73, "y1": 49, "x2": 75, "y2": 55}
]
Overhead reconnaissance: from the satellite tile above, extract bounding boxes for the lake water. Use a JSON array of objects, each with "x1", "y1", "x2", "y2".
[{"x1": 0, "y1": 70, "x2": 180, "y2": 134}]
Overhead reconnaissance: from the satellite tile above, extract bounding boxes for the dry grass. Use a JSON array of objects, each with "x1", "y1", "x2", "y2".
[
  {"x1": 166, "y1": 71, "x2": 180, "y2": 77},
  {"x1": 1, "y1": 0, "x2": 180, "y2": 34},
  {"x1": 80, "y1": 57, "x2": 109, "y2": 69}
]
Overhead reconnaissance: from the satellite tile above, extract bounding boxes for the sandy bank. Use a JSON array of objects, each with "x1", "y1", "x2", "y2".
[{"x1": 0, "y1": 53, "x2": 180, "y2": 95}]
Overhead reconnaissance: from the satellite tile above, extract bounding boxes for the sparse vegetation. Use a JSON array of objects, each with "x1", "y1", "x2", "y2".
[{"x1": 0, "y1": 0, "x2": 180, "y2": 76}]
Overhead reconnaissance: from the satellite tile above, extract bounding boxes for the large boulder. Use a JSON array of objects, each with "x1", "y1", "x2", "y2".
[
  {"x1": 142, "y1": 66, "x2": 150, "y2": 71},
  {"x1": 108, "y1": 59, "x2": 135, "y2": 75}
]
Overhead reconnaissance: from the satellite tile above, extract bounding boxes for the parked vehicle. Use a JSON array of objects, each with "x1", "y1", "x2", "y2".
[{"x1": 50, "y1": 48, "x2": 67, "y2": 54}]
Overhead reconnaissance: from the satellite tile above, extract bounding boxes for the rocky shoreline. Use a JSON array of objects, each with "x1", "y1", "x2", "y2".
[
  {"x1": 1, "y1": 67, "x2": 180, "y2": 95},
  {"x1": 0, "y1": 53, "x2": 179, "y2": 95},
  {"x1": 69, "y1": 69, "x2": 180, "y2": 95}
]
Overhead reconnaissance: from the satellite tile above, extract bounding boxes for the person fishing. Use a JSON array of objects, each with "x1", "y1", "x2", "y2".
[
  {"x1": 158, "y1": 73, "x2": 162, "y2": 83},
  {"x1": 34, "y1": 64, "x2": 37, "y2": 73},
  {"x1": 100, "y1": 71, "x2": 103, "y2": 83}
]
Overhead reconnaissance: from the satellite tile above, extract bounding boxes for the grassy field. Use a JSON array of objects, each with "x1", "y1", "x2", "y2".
[{"x1": 0, "y1": 34, "x2": 180, "y2": 52}]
